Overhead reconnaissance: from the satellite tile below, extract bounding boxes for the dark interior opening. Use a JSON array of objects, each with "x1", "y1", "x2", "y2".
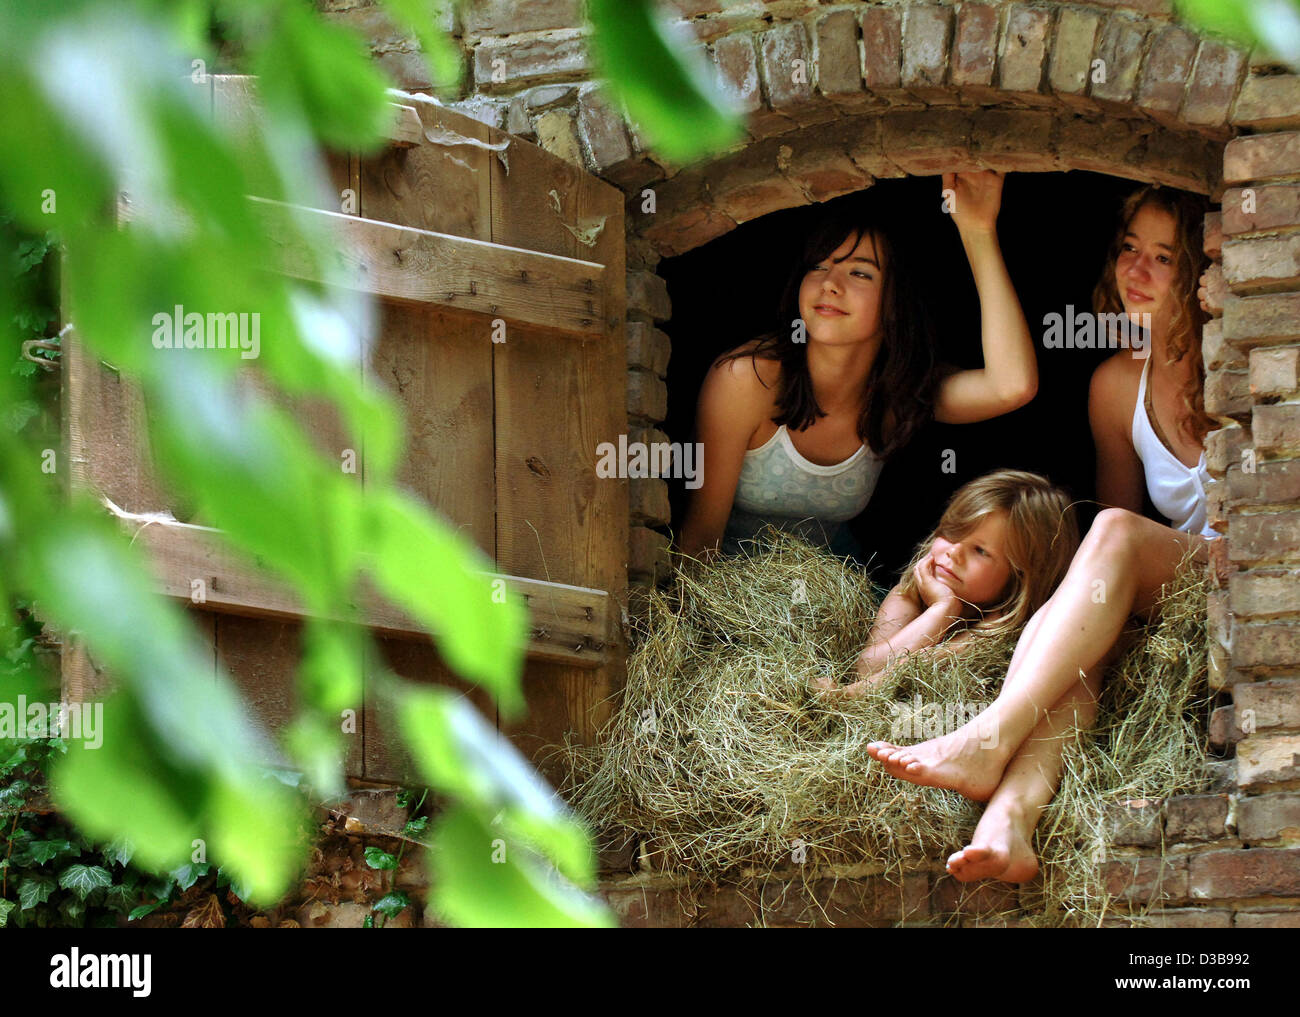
[{"x1": 657, "y1": 170, "x2": 1165, "y2": 583}]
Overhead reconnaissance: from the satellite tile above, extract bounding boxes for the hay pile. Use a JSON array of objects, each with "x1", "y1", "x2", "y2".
[{"x1": 564, "y1": 532, "x2": 1214, "y2": 925}]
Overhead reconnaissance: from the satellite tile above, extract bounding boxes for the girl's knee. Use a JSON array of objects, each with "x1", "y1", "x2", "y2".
[{"x1": 1083, "y1": 507, "x2": 1144, "y2": 557}]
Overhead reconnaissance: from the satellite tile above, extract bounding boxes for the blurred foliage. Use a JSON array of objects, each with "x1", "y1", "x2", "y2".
[
  {"x1": 1176, "y1": 0, "x2": 1300, "y2": 68},
  {"x1": 0, "y1": 0, "x2": 750, "y2": 927}
]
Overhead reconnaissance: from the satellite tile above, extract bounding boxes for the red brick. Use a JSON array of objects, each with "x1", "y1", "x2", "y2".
[
  {"x1": 1252, "y1": 405, "x2": 1300, "y2": 454},
  {"x1": 1232, "y1": 569, "x2": 1300, "y2": 617},
  {"x1": 783, "y1": 142, "x2": 873, "y2": 202},
  {"x1": 1203, "y1": 320, "x2": 1244, "y2": 371},
  {"x1": 711, "y1": 33, "x2": 762, "y2": 116},
  {"x1": 1250, "y1": 346, "x2": 1300, "y2": 396},
  {"x1": 625, "y1": 321, "x2": 671, "y2": 377},
  {"x1": 758, "y1": 23, "x2": 816, "y2": 113},
  {"x1": 625, "y1": 269, "x2": 672, "y2": 321},
  {"x1": 1223, "y1": 183, "x2": 1300, "y2": 236},
  {"x1": 1101, "y1": 855, "x2": 1188, "y2": 905},
  {"x1": 628, "y1": 525, "x2": 670, "y2": 584},
  {"x1": 1224, "y1": 132, "x2": 1300, "y2": 185},
  {"x1": 1231, "y1": 621, "x2": 1300, "y2": 668},
  {"x1": 1229, "y1": 457, "x2": 1292, "y2": 507},
  {"x1": 860, "y1": 6, "x2": 903, "y2": 94},
  {"x1": 1104, "y1": 798, "x2": 1163, "y2": 846},
  {"x1": 1205, "y1": 423, "x2": 1248, "y2": 477},
  {"x1": 1236, "y1": 678, "x2": 1300, "y2": 730},
  {"x1": 1165, "y1": 794, "x2": 1231, "y2": 842},
  {"x1": 1223, "y1": 291, "x2": 1300, "y2": 345},
  {"x1": 1203, "y1": 367, "x2": 1250, "y2": 419},
  {"x1": 1201, "y1": 263, "x2": 1226, "y2": 316},
  {"x1": 1236, "y1": 791, "x2": 1300, "y2": 842},
  {"x1": 1204, "y1": 211, "x2": 1223, "y2": 260},
  {"x1": 1117, "y1": 908, "x2": 1232, "y2": 928},
  {"x1": 1230, "y1": 514, "x2": 1300, "y2": 565},
  {"x1": 950, "y1": 2, "x2": 998, "y2": 89},
  {"x1": 464, "y1": 0, "x2": 581, "y2": 35},
  {"x1": 1236, "y1": 733, "x2": 1300, "y2": 789},
  {"x1": 576, "y1": 86, "x2": 632, "y2": 174},
  {"x1": 1188, "y1": 847, "x2": 1300, "y2": 898},
  {"x1": 1086, "y1": 0, "x2": 1173, "y2": 13},
  {"x1": 929, "y1": 874, "x2": 1021, "y2": 916},
  {"x1": 627, "y1": 369, "x2": 668, "y2": 422},
  {"x1": 813, "y1": 10, "x2": 868, "y2": 102},
  {"x1": 629, "y1": 476, "x2": 671, "y2": 528},
  {"x1": 1232, "y1": 74, "x2": 1300, "y2": 131},
  {"x1": 1223, "y1": 234, "x2": 1300, "y2": 294},
  {"x1": 1209, "y1": 704, "x2": 1245, "y2": 750},
  {"x1": 1235, "y1": 909, "x2": 1300, "y2": 927},
  {"x1": 1135, "y1": 25, "x2": 1198, "y2": 120},
  {"x1": 1048, "y1": 8, "x2": 1102, "y2": 103},
  {"x1": 1088, "y1": 14, "x2": 1148, "y2": 108},
  {"x1": 900, "y1": 3, "x2": 952, "y2": 100},
  {"x1": 1182, "y1": 40, "x2": 1248, "y2": 129},
  {"x1": 997, "y1": 5, "x2": 1050, "y2": 98},
  {"x1": 881, "y1": 110, "x2": 975, "y2": 176},
  {"x1": 971, "y1": 110, "x2": 1058, "y2": 173},
  {"x1": 472, "y1": 35, "x2": 589, "y2": 92}
]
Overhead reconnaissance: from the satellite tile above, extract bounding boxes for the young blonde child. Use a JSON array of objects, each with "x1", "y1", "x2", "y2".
[{"x1": 816, "y1": 470, "x2": 1080, "y2": 697}]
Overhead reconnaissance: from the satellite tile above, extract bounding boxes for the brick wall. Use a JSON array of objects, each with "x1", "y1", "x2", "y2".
[{"x1": 321, "y1": 0, "x2": 1300, "y2": 926}]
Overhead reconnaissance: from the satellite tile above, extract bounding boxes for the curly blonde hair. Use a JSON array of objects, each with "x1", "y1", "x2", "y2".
[
  {"x1": 897, "y1": 470, "x2": 1081, "y2": 639},
  {"x1": 1092, "y1": 184, "x2": 1212, "y2": 446}
]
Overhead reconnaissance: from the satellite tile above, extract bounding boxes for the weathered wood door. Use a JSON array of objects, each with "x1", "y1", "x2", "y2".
[{"x1": 62, "y1": 76, "x2": 628, "y2": 786}]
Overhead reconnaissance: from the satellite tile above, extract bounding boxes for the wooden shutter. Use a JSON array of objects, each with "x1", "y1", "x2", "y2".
[{"x1": 61, "y1": 77, "x2": 628, "y2": 785}]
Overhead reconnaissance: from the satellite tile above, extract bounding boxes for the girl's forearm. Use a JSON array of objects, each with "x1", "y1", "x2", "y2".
[
  {"x1": 959, "y1": 228, "x2": 1036, "y2": 401},
  {"x1": 857, "y1": 601, "x2": 964, "y2": 676}
]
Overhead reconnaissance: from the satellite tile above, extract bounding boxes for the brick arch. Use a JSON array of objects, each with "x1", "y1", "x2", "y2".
[{"x1": 614, "y1": 2, "x2": 1256, "y2": 262}]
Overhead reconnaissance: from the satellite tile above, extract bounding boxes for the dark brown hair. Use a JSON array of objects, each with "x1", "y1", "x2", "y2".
[
  {"x1": 715, "y1": 201, "x2": 939, "y2": 458},
  {"x1": 1092, "y1": 184, "x2": 1212, "y2": 446}
]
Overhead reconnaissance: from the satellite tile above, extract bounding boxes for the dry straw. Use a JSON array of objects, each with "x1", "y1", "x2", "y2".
[{"x1": 562, "y1": 531, "x2": 1215, "y2": 926}]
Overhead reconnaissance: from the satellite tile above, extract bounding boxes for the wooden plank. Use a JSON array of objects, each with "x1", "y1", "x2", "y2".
[
  {"x1": 251, "y1": 198, "x2": 606, "y2": 336},
  {"x1": 488, "y1": 125, "x2": 630, "y2": 781},
  {"x1": 363, "y1": 95, "x2": 494, "y2": 238},
  {"x1": 370, "y1": 303, "x2": 494, "y2": 553},
  {"x1": 386, "y1": 104, "x2": 424, "y2": 148},
  {"x1": 118, "y1": 516, "x2": 611, "y2": 667}
]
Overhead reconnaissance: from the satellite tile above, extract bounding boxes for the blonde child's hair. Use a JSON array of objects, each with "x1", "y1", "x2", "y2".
[{"x1": 897, "y1": 469, "x2": 1080, "y2": 639}]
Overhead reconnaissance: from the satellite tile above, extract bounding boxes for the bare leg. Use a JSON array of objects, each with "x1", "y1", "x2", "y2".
[
  {"x1": 867, "y1": 509, "x2": 1204, "y2": 799},
  {"x1": 946, "y1": 657, "x2": 1107, "y2": 883}
]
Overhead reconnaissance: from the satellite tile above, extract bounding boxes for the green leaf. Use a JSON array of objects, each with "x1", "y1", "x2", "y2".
[
  {"x1": 368, "y1": 490, "x2": 528, "y2": 715},
  {"x1": 372, "y1": 890, "x2": 409, "y2": 918},
  {"x1": 396, "y1": 685, "x2": 595, "y2": 885},
  {"x1": 429, "y1": 805, "x2": 614, "y2": 929},
  {"x1": 402, "y1": 815, "x2": 429, "y2": 838},
  {"x1": 128, "y1": 901, "x2": 162, "y2": 922},
  {"x1": 28, "y1": 838, "x2": 76, "y2": 864},
  {"x1": 57, "y1": 864, "x2": 113, "y2": 901},
  {"x1": 364, "y1": 846, "x2": 398, "y2": 871},
  {"x1": 170, "y1": 861, "x2": 209, "y2": 892},
  {"x1": 586, "y1": 0, "x2": 744, "y2": 164},
  {"x1": 0, "y1": 898, "x2": 15, "y2": 927},
  {"x1": 18, "y1": 874, "x2": 55, "y2": 910}
]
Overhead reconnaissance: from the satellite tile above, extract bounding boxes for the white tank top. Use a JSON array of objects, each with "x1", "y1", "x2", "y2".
[{"x1": 1130, "y1": 357, "x2": 1214, "y2": 537}]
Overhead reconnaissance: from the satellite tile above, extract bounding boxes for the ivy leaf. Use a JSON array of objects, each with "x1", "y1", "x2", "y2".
[
  {"x1": 58, "y1": 896, "x2": 86, "y2": 925},
  {"x1": 170, "y1": 861, "x2": 210, "y2": 892},
  {"x1": 57, "y1": 864, "x2": 113, "y2": 901},
  {"x1": 18, "y1": 874, "x2": 55, "y2": 910},
  {"x1": 363, "y1": 846, "x2": 398, "y2": 871},
  {"x1": 28, "y1": 838, "x2": 77, "y2": 864},
  {"x1": 101, "y1": 838, "x2": 135, "y2": 868},
  {"x1": 372, "y1": 891, "x2": 409, "y2": 919},
  {"x1": 0, "y1": 898, "x2": 16, "y2": 927},
  {"x1": 128, "y1": 901, "x2": 163, "y2": 921},
  {"x1": 402, "y1": 815, "x2": 429, "y2": 838}
]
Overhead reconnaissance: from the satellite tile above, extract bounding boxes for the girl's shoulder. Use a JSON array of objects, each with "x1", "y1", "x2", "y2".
[
  {"x1": 706, "y1": 339, "x2": 783, "y2": 398},
  {"x1": 1088, "y1": 350, "x2": 1143, "y2": 425}
]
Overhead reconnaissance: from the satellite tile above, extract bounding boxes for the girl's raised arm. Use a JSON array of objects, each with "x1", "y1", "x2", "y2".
[{"x1": 933, "y1": 171, "x2": 1038, "y2": 425}]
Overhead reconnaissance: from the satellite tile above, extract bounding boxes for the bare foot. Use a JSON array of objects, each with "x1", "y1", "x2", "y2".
[
  {"x1": 865, "y1": 718, "x2": 1008, "y2": 802},
  {"x1": 946, "y1": 808, "x2": 1039, "y2": 884}
]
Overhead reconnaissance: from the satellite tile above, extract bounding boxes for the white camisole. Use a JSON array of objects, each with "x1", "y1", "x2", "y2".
[{"x1": 1130, "y1": 357, "x2": 1214, "y2": 537}]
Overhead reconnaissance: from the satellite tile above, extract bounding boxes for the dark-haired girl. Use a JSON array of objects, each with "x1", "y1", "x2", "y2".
[{"x1": 678, "y1": 171, "x2": 1038, "y2": 560}]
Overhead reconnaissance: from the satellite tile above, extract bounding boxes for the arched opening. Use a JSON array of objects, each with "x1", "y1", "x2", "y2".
[{"x1": 656, "y1": 170, "x2": 1170, "y2": 580}]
